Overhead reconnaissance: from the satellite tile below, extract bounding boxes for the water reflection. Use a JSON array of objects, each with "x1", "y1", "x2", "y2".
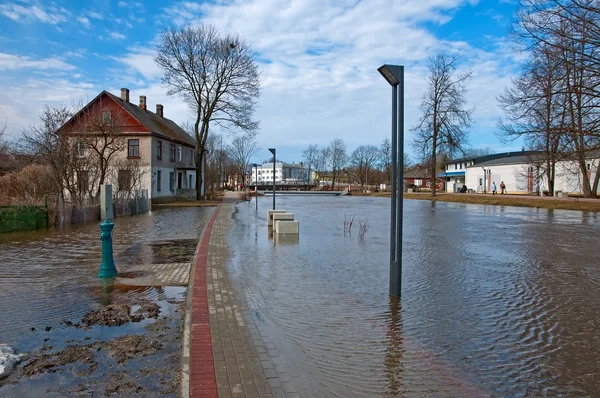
[{"x1": 227, "y1": 196, "x2": 600, "y2": 397}]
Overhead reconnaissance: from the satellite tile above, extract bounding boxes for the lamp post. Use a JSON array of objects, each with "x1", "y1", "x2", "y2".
[
  {"x1": 378, "y1": 64, "x2": 404, "y2": 298},
  {"x1": 269, "y1": 148, "x2": 276, "y2": 210},
  {"x1": 253, "y1": 163, "x2": 259, "y2": 211}
]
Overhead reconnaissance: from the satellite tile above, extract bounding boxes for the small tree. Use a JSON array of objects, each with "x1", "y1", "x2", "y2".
[
  {"x1": 155, "y1": 24, "x2": 260, "y2": 200},
  {"x1": 227, "y1": 132, "x2": 259, "y2": 189},
  {"x1": 350, "y1": 144, "x2": 380, "y2": 187},
  {"x1": 412, "y1": 53, "x2": 473, "y2": 196},
  {"x1": 328, "y1": 138, "x2": 347, "y2": 190},
  {"x1": 302, "y1": 144, "x2": 319, "y2": 185}
]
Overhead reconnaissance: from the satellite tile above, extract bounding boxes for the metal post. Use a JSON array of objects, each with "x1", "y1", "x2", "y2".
[
  {"x1": 269, "y1": 149, "x2": 276, "y2": 210},
  {"x1": 389, "y1": 84, "x2": 398, "y2": 296},
  {"x1": 98, "y1": 184, "x2": 117, "y2": 278},
  {"x1": 255, "y1": 165, "x2": 259, "y2": 211},
  {"x1": 395, "y1": 66, "x2": 404, "y2": 298}
]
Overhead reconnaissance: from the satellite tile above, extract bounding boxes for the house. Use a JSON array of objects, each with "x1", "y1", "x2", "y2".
[
  {"x1": 404, "y1": 167, "x2": 445, "y2": 191},
  {"x1": 444, "y1": 150, "x2": 600, "y2": 195},
  {"x1": 441, "y1": 151, "x2": 542, "y2": 193},
  {"x1": 58, "y1": 88, "x2": 199, "y2": 202}
]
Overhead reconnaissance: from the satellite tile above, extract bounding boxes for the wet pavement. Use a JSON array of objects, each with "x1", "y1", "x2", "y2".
[
  {"x1": 0, "y1": 206, "x2": 214, "y2": 395},
  {"x1": 226, "y1": 195, "x2": 600, "y2": 397}
]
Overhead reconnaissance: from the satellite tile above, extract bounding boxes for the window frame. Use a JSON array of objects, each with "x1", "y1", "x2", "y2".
[
  {"x1": 169, "y1": 144, "x2": 176, "y2": 162},
  {"x1": 157, "y1": 140, "x2": 162, "y2": 160},
  {"x1": 128, "y1": 139, "x2": 140, "y2": 158},
  {"x1": 157, "y1": 170, "x2": 162, "y2": 192}
]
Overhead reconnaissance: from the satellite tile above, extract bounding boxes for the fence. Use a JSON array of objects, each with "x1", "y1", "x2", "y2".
[
  {"x1": 113, "y1": 189, "x2": 150, "y2": 217},
  {"x1": 0, "y1": 204, "x2": 48, "y2": 233}
]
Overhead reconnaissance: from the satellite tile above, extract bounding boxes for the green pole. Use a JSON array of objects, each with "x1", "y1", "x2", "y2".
[{"x1": 98, "y1": 219, "x2": 117, "y2": 278}]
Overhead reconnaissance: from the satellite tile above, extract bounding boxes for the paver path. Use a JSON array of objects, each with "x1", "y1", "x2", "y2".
[{"x1": 189, "y1": 193, "x2": 302, "y2": 398}]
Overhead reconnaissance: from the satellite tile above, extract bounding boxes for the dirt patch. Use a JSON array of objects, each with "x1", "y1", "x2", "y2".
[
  {"x1": 149, "y1": 239, "x2": 197, "y2": 263},
  {"x1": 21, "y1": 344, "x2": 97, "y2": 377},
  {"x1": 104, "y1": 372, "x2": 145, "y2": 396},
  {"x1": 105, "y1": 335, "x2": 162, "y2": 364},
  {"x1": 78, "y1": 301, "x2": 160, "y2": 327}
]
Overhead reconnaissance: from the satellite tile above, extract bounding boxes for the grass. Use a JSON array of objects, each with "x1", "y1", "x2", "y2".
[{"x1": 349, "y1": 191, "x2": 600, "y2": 212}]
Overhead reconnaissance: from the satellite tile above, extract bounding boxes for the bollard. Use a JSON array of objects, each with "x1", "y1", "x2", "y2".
[
  {"x1": 98, "y1": 184, "x2": 117, "y2": 278},
  {"x1": 98, "y1": 220, "x2": 117, "y2": 278}
]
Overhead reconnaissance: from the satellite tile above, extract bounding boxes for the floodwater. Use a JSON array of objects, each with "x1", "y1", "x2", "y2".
[
  {"x1": 228, "y1": 196, "x2": 600, "y2": 397},
  {"x1": 0, "y1": 206, "x2": 213, "y2": 394}
]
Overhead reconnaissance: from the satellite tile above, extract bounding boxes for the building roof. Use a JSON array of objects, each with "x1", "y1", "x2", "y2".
[
  {"x1": 103, "y1": 91, "x2": 195, "y2": 147},
  {"x1": 471, "y1": 152, "x2": 547, "y2": 167},
  {"x1": 446, "y1": 150, "x2": 543, "y2": 166},
  {"x1": 404, "y1": 168, "x2": 430, "y2": 179}
]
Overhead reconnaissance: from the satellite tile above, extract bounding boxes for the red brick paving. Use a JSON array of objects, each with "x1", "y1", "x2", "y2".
[{"x1": 189, "y1": 202, "x2": 223, "y2": 398}]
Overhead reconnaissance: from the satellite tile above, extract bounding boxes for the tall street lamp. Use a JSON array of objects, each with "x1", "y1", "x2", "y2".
[
  {"x1": 269, "y1": 148, "x2": 276, "y2": 210},
  {"x1": 378, "y1": 64, "x2": 404, "y2": 298}
]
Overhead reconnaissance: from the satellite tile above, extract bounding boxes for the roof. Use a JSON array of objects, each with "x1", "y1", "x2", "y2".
[
  {"x1": 103, "y1": 91, "x2": 195, "y2": 147},
  {"x1": 472, "y1": 152, "x2": 547, "y2": 167},
  {"x1": 446, "y1": 150, "x2": 544, "y2": 166},
  {"x1": 404, "y1": 168, "x2": 430, "y2": 179}
]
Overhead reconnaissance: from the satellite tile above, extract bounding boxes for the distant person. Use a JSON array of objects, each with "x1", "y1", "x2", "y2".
[
  {"x1": 500, "y1": 181, "x2": 506, "y2": 195},
  {"x1": 491, "y1": 182, "x2": 497, "y2": 195},
  {"x1": 460, "y1": 185, "x2": 467, "y2": 193}
]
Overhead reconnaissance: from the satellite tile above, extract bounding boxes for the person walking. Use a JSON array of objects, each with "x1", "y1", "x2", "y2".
[
  {"x1": 500, "y1": 181, "x2": 506, "y2": 195},
  {"x1": 491, "y1": 181, "x2": 497, "y2": 195}
]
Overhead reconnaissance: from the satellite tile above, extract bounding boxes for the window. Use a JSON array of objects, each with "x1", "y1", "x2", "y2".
[
  {"x1": 455, "y1": 164, "x2": 457, "y2": 170},
  {"x1": 177, "y1": 146, "x2": 182, "y2": 161},
  {"x1": 460, "y1": 162, "x2": 463, "y2": 169},
  {"x1": 169, "y1": 144, "x2": 176, "y2": 161},
  {"x1": 157, "y1": 141, "x2": 162, "y2": 159},
  {"x1": 190, "y1": 149, "x2": 193, "y2": 162},
  {"x1": 118, "y1": 170, "x2": 132, "y2": 191},
  {"x1": 102, "y1": 110, "x2": 111, "y2": 123},
  {"x1": 74, "y1": 141, "x2": 85, "y2": 157},
  {"x1": 128, "y1": 139, "x2": 139, "y2": 158},
  {"x1": 77, "y1": 170, "x2": 89, "y2": 192},
  {"x1": 587, "y1": 163, "x2": 591, "y2": 170},
  {"x1": 169, "y1": 172, "x2": 175, "y2": 192},
  {"x1": 157, "y1": 170, "x2": 162, "y2": 192},
  {"x1": 188, "y1": 174, "x2": 192, "y2": 189}
]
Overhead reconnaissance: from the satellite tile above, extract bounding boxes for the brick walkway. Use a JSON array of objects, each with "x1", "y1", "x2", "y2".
[{"x1": 189, "y1": 193, "x2": 301, "y2": 398}]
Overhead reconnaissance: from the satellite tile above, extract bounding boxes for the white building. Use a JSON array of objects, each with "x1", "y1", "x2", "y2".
[
  {"x1": 443, "y1": 150, "x2": 600, "y2": 195},
  {"x1": 250, "y1": 162, "x2": 310, "y2": 184}
]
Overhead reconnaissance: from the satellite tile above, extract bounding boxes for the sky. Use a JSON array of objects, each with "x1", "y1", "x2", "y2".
[{"x1": 0, "y1": 0, "x2": 526, "y2": 164}]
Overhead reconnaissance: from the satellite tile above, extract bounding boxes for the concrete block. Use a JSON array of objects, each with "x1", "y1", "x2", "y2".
[
  {"x1": 272, "y1": 213, "x2": 294, "y2": 222},
  {"x1": 275, "y1": 220, "x2": 299, "y2": 234},
  {"x1": 267, "y1": 210, "x2": 286, "y2": 226},
  {"x1": 560, "y1": 192, "x2": 569, "y2": 198}
]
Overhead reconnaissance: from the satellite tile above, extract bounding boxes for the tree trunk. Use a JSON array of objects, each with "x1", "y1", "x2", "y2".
[
  {"x1": 332, "y1": 169, "x2": 336, "y2": 191},
  {"x1": 431, "y1": 138, "x2": 438, "y2": 197},
  {"x1": 592, "y1": 161, "x2": 600, "y2": 198}
]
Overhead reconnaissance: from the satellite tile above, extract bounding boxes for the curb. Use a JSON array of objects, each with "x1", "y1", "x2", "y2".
[{"x1": 182, "y1": 202, "x2": 223, "y2": 398}]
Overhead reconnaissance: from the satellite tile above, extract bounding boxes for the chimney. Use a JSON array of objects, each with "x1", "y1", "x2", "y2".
[
  {"x1": 139, "y1": 95, "x2": 147, "y2": 110},
  {"x1": 156, "y1": 104, "x2": 164, "y2": 117},
  {"x1": 120, "y1": 88, "x2": 130, "y2": 102}
]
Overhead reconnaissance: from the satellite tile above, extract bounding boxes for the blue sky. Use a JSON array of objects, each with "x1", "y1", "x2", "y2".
[{"x1": 0, "y1": 0, "x2": 524, "y2": 164}]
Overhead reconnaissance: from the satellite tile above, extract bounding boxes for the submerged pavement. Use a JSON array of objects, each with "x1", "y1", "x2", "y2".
[{"x1": 189, "y1": 192, "x2": 303, "y2": 398}]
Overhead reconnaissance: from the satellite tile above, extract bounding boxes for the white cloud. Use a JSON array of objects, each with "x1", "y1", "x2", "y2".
[
  {"x1": 0, "y1": 3, "x2": 69, "y2": 24},
  {"x1": 109, "y1": 32, "x2": 126, "y2": 40},
  {"x1": 86, "y1": 11, "x2": 103, "y2": 20},
  {"x1": 77, "y1": 16, "x2": 90, "y2": 28},
  {"x1": 113, "y1": 46, "x2": 163, "y2": 80},
  {"x1": 0, "y1": 53, "x2": 75, "y2": 71}
]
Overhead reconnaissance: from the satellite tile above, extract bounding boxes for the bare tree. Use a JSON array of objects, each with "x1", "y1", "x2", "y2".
[
  {"x1": 412, "y1": 53, "x2": 473, "y2": 196},
  {"x1": 0, "y1": 118, "x2": 10, "y2": 155},
  {"x1": 380, "y1": 138, "x2": 391, "y2": 184},
  {"x1": 227, "y1": 132, "x2": 259, "y2": 188},
  {"x1": 74, "y1": 102, "x2": 127, "y2": 198},
  {"x1": 350, "y1": 144, "x2": 380, "y2": 186},
  {"x1": 155, "y1": 24, "x2": 261, "y2": 200},
  {"x1": 302, "y1": 144, "x2": 319, "y2": 185},
  {"x1": 328, "y1": 138, "x2": 347, "y2": 190},
  {"x1": 110, "y1": 158, "x2": 147, "y2": 200},
  {"x1": 313, "y1": 147, "x2": 330, "y2": 187}
]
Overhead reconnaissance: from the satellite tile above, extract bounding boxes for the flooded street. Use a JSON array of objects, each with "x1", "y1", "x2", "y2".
[
  {"x1": 0, "y1": 206, "x2": 214, "y2": 395},
  {"x1": 228, "y1": 196, "x2": 600, "y2": 397}
]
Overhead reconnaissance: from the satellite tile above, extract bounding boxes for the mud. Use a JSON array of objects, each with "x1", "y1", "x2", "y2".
[
  {"x1": 104, "y1": 372, "x2": 145, "y2": 396},
  {"x1": 78, "y1": 300, "x2": 160, "y2": 327},
  {"x1": 22, "y1": 344, "x2": 97, "y2": 377},
  {"x1": 105, "y1": 335, "x2": 163, "y2": 364}
]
